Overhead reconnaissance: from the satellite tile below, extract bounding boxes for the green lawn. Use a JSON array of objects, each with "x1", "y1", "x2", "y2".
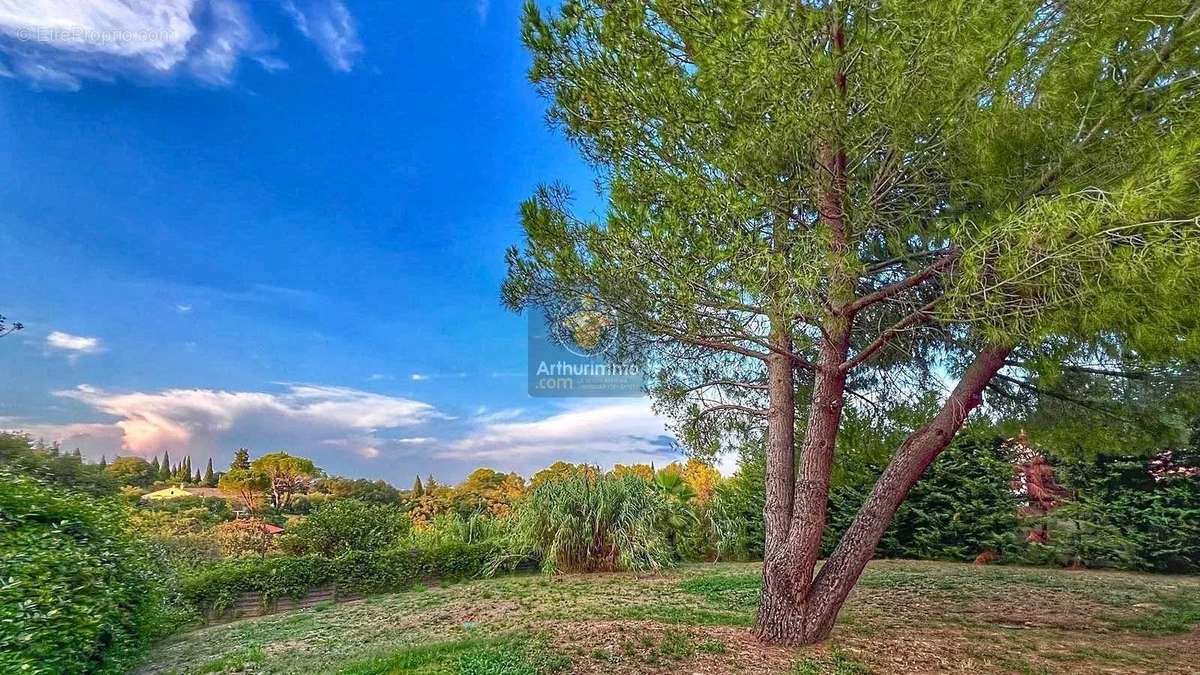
[{"x1": 136, "y1": 560, "x2": 1200, "y2": 674}]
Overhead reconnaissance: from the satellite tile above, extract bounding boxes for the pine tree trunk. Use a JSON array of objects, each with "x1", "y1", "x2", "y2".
[
  {"x1": 754, "y1": 345, "x2": 1012, "y2": 645},
  {"x1": 762, "y1": 348, "x2": 795, "y2": 561}
]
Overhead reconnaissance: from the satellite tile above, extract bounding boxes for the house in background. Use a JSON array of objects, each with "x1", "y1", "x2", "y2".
[
  {"x1": 140, "y1": 486, "x2": 194, "y2": 502},
  {"x1": 140, "y1": 485, "x2": 228, "y2": 502}
]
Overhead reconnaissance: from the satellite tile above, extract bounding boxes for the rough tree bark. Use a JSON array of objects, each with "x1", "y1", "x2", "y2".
[
  {"x1": 753, "y1": 344, "x2": 1013, "y2": 645},
  {"x1": 763, "y1": 344, "x2": 796, "y2": 562}
]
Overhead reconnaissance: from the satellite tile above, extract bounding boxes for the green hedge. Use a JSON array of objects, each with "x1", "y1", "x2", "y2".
[
  {"x1": 0, "y1": 470, "x2": 166, "y2": 674},
  {"x1": 822, "y1": 436, "x2": 1021, "y2": 561},
  {"x1": 179, "y1": 542, "x2": 499, "y2": 615}
]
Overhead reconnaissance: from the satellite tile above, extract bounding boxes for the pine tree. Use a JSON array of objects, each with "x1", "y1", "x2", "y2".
[
  {"x1": 510, "y1": 0, "x2": 1200, "y2": 645},
  {"x1": 412, "y1": 475, "x2": 424, "y2": 497},
  {"x1": 231, "y1": 448, "x2": 251, "y2": 471},
  {"x1": 204, "y1": 458, "x2": 215, "y2": 486},
  {"x1": 426, "y1": 474, "x2": 439, "y2": 492}
]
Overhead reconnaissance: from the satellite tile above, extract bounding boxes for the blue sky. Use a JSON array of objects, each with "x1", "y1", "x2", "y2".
[{"x1": 0, "y1": 0, "x2": 682, "y2": 483}]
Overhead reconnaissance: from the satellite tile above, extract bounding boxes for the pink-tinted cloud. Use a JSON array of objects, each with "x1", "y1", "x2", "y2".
[{"x1": 46, "y1": 383, "x2": 440, "y2": 458}]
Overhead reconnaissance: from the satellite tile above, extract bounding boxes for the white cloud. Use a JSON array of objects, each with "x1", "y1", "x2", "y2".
[
  {"x1": 410, "y1": 372, "x2": 466, "y2": 381},
  {"x1": 440, "y1": 399, "x2": 679, "y2": 473},
  {"x1": 367, "y1": 373, "x2": 392, "y2": 381},
  {"x1": 46, "y1": 382, "x2": 441, "y2": 459},
  {"x1": 45, "y1": 330, "x2": 102, "y2": 358},
  {"x1": 279, "y1": 0, "x2": 360, "y2": 72},
  {"x1": 0, "y1": 0, "x2": 360, "y2": 89},
  {"x1": 175, "y1": 303, "x2": 193, "y2": 314},
  {"x1": 476, "y1": 0, "x2": 490, "y2": 23},
  {"x1": 472, "y1": 406, "x2": 524, "y2": 424},
  {"x1": 1, "y1": 419, "x2": 125, "y2": 457}
]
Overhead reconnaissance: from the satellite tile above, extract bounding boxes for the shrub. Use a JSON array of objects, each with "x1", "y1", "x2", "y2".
[
  {"x1": 179, "y1": 542, "x2": 496, "y2": 615},
  {"x1": 498, "y1": 471, "x2": 676, "y2": 573},
  {"x1": 1024, "y1": 454, "x2": 1200, "y2": 572},
  {"x1": 280, "y1": 499, "x2": 411, "y2": 556},
  {"x1": 0, "y1": 470, "x2": 165, "y2": 674},
  {"x1": 403, "y1": 511, "x2": 505, "y2": 549},
  {"x1": 0, "y1": 433, "x2": 117, "y2": 495},
  {"x1": 710, "y1": 446, "x2": 766, "y2": 561},
  {"x1": 821, "y1": 434, "x2": 1020, "y2": 561},
  {"x1": 147, "y1": 533, "x2": 223, "y2": 573},
  {"x1": 214, "y1": 519, "x2": 279, "y2": 557}
]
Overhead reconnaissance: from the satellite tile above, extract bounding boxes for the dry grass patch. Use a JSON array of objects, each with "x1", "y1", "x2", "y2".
[{"x1": 135, "y1": 561, "x2": 1200, "y2": 674}]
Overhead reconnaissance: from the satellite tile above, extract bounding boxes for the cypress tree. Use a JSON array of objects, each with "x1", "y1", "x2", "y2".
[
  {"x1": 160, "y1": 451, "x2": 172, "y2": 481},
  {"x1": 151, "y1": 456, "x2": 160, "y2": 476},
  {"x1": 412, "y1": 475, "x2": 424, "y2": 497},
  {"x1": 204, "y1": 458, "x2": 215, "y2": 486},
  {"x1": 99, "y1": 455, "x2": 107, "y2": 469}
]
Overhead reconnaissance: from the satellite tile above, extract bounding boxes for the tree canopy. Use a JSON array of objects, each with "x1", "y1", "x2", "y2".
[
  {"x1": 505, "y1": 0, "x2": 1200, "y2": 645},
  {"x1": 251, "y1": 452, "x2": 320, "y2": 511}
]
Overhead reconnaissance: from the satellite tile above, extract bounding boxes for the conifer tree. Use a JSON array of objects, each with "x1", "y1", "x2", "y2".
[
  {"x1": 231, "y1": 448, "x2": 251, "y2": 471},
  {"x1": 510, "y1": 0, "x2": 1200, "y2": 645},
  {"x1": 204, "y1": 458, "x2": 215, "y2": 486},
  {"x1": 412, "y1": 475, "x2": 425, "y2": 497}
]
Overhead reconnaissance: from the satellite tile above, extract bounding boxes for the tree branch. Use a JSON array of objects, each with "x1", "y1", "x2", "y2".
[
  {"x1": 697, "y1": 403, "x2": 768, "y2": 418},
  {"x1": 845, "y1": 252, "x2": 957, "y2": 315},
  {"x1": 840, "y1": 301, "x2": 936, "y2": 373}
]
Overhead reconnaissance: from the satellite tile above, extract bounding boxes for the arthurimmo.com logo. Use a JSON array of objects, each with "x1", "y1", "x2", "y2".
[{"x1": 527, "y1": 297, "x2": 643, "y2": 397}]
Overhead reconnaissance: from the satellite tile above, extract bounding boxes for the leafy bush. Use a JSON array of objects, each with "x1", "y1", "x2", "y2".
[
  {"x1": 179, "y1": 542, "x2": 496, "y2": 615},
  {"x1": 497, "y1": 471, "x2": 676, "y2": 573},
  {"x1": 0, "y1": 470, "x2": 166, "y2": 674},
  {"x1": 403, "y1": 511, "x2": 505, "y2": 549},
  {"x1": 214, "y1": 519, "x2": 280, "y2": 557},
  {"x1": 146, "y1": 533, "x2": 223, "y2": 573},
  {"x1": 280, "y1": 499, "x2": 411, "y2": 556},
  {"x1": 0, "y1": 433, "x2": 117, "y2": 495}
]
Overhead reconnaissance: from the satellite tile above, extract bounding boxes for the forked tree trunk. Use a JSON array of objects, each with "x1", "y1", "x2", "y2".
[{"x1": 753, "y1": 345, "x2": 1012, "y2": 645}]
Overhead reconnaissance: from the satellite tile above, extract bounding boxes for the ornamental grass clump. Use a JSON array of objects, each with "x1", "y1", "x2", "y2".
[{"x1": 498, "y1": 471, "x2": 675, "y2": 573}]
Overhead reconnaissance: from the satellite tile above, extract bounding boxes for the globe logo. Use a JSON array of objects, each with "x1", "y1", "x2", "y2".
[{"x1": 547, "y1": 296, "x2": 620, "y2": 358}]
